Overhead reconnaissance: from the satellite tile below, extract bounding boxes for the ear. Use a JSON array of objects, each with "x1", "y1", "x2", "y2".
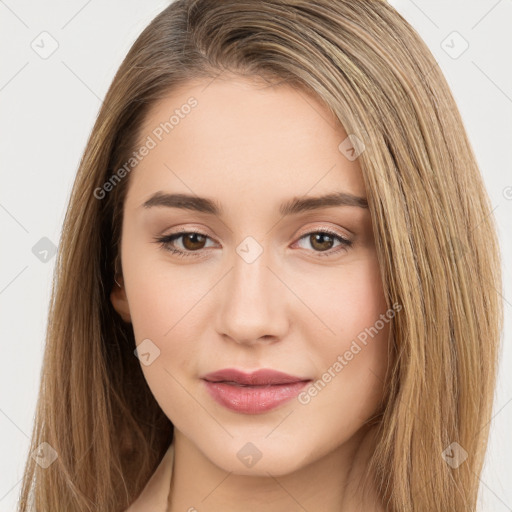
[{"x1": 110, "y1": 275, "x2": 132, "y2": 323}]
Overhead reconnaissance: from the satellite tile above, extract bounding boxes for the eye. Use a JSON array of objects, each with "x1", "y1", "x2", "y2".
[
  {"x1": 293, "y1": 229, "x2": 353, "y2": 257},
  {"x1": 154, "y1": 227, "x2": 353, "y2": 258},
  {"x1": 154, "y1": 230, "x2": 216, "y2": 258}
]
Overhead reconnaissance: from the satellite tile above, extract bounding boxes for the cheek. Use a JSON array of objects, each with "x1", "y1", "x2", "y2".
[
  {"x1": 124, "y1": 275, "x2": 202, "y2": 426},
  {"x1": 121, "y1": 253, "x2": 213, "y2": 421},
  {"x1": 298, "y1": 252, "x2": 388, "y2": 354},
  {"x1": 126, "y1": 272, "x2": 204, "y2": 379},
  {"x1": 296, "y1": 254, "x2": 390, "y2": 413},
  {"x1": 122, "y1": 238, "x2": 207, "y2": 346}
]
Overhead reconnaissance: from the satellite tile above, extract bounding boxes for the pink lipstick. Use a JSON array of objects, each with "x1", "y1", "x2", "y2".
[{"x1": 201, "y1": 368, "x2": 311, "y2": 414}]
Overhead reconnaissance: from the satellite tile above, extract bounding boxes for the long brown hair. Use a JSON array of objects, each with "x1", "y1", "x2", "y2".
[{"x1": 18, "y1": 1, "x2": 503, "y2": 510}]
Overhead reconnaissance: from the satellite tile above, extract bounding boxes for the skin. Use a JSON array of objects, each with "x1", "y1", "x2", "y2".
[{"x1": 111, "y1": 73, "x2": 390, "y2": 512}]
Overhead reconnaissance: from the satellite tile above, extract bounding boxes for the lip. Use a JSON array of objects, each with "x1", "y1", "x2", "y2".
[{"x1": 201, "y1": 368, "x2": 311, "y2": 414}]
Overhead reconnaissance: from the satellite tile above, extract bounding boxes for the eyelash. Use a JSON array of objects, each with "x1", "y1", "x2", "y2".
[{"x1": 153, "y1": 227, "x2": 353, "y2": 259}]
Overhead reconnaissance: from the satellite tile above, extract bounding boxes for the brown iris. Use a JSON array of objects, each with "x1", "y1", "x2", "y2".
[
  {"x1": 308, "y1": 233, "x2": 335, "y2": 252},
  {"x1": 182, "y1": 233, "x2": 207, "y2": 251}
]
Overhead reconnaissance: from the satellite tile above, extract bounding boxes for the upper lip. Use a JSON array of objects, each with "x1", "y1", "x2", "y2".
[{"x1": 202, "y1": 368, "x2": 311, "y2": 386}]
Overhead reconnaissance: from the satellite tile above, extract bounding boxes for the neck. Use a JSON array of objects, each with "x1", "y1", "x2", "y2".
[{"x1": 167, "y1": 426, "x2": 384, "y2": 512}]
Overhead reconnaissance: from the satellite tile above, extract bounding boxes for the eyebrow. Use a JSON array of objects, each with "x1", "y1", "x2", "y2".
[{"x1": 141, "y1": 191, "x2": 369, "y2": 216}]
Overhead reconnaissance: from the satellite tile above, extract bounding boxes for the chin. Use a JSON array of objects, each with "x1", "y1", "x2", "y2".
[{"x1": 204, "y1": 436, "x2": 315, "y2": 477}]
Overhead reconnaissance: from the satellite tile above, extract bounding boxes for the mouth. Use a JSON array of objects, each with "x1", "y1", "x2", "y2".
[{"x1": 201, "y1": 368, "x2": 312, "y2": 414}]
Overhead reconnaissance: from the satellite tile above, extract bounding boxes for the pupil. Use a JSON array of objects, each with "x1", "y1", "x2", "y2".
[
  {"x1": 311, "y1": 233, "x2": 333, "y2": 251},
  {"x1": 184, "y1": 233, "x2": 205, "y2": 250}
]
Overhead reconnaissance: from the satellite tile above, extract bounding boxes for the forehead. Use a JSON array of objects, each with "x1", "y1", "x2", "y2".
[{"x1": 125, "y1": 75, "x2": 366, "y2": 211}]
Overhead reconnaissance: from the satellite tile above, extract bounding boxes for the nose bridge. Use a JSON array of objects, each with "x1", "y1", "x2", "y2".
[{"x1": 216, "y1": 239, "x2": 288, "y2": 345}]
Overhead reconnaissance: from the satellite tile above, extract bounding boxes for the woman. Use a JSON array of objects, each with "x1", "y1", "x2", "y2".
[{"x1": 17, "y1": 1, "x2": 503, "y2": 511}]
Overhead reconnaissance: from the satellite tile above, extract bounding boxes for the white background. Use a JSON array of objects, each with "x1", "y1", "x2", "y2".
[{"x1": 0, "y1": 1, "x2": 510, "y2": 510}]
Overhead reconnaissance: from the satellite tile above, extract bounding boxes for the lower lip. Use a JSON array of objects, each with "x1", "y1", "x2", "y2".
[{"x1": 203, "y1": 380, "x2": 310, "y2": 414}]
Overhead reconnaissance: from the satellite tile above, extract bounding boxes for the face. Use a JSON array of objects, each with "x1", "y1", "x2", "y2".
[{"x1": 111, "y1": 74, "x2": 390, "y2": 476}]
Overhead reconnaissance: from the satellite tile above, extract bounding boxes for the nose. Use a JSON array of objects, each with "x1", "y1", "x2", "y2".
[{"x1": 214, "y1": 246, "x2": 289, "y2": 347}]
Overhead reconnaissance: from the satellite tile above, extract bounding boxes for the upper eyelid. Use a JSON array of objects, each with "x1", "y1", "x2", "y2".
[
  {"x1": 164, "y1": 226, "x2": 351, "y2": 243},
  {"x1": 295, "y1": 226, "x2": 351, "y2": 240}
]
